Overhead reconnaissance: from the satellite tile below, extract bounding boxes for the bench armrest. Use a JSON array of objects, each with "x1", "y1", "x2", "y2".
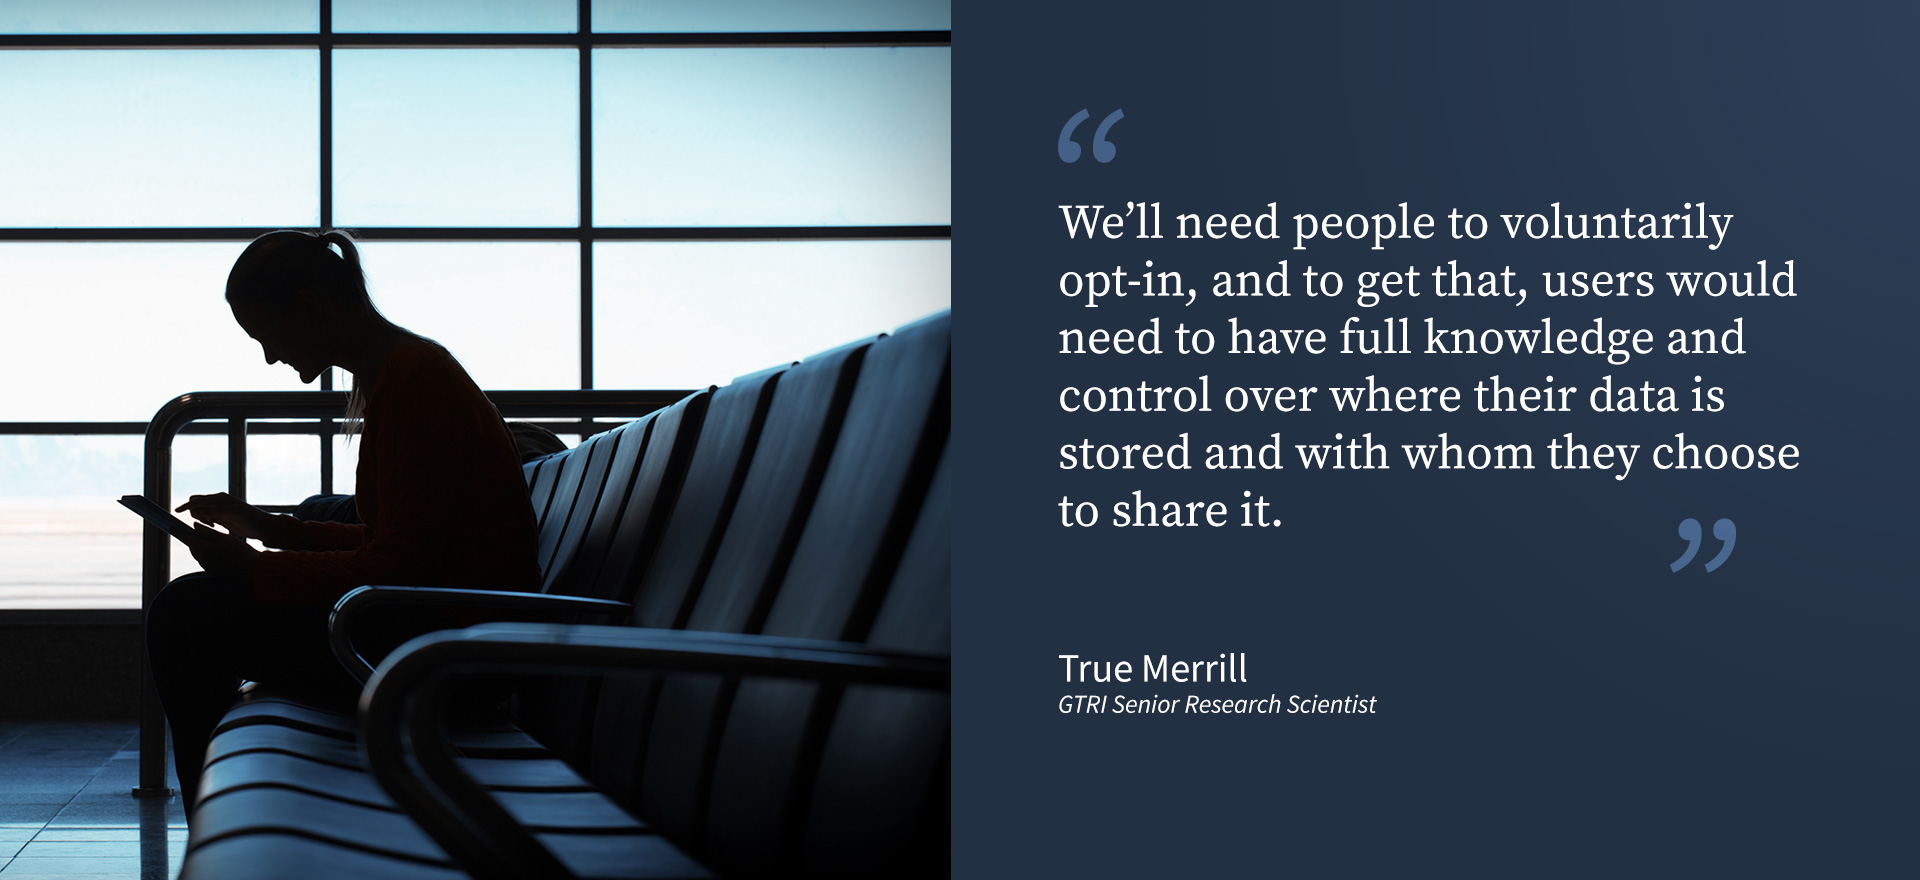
[
  {"x1": 359, "y1": 623, "x2": 947, "y2": 880},
  {"x1": 329, "y1": 587, "x2": 631, "y2": 684}
]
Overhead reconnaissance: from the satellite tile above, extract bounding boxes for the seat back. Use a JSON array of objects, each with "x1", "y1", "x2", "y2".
[
  {"x1": 572, "y1": 390, "x2": 711, "y2": 604},
  {"x1": 515, "y1": 391, "x2": 711, "y2": 760},
  {"x1": 514, "y1": 311, "x2": 951, "y2": 875},
  {"x1": 516, "y1": 361, "x2": 793, "y2": 770},
  {"x1": 539, "y1": 417, "x2": 648, "y2": 594},
  {"x1": 621, "y1": 364, "x2": 785, "y2": 630},
  {"x1": 523, "y1": 453, "x2": 564, "y2": 528},
  {"x1": 530, "y1": 429, "x2": 608, "y2": 576},
  {"x1": 800, "y1": 448, "x2": 950, "y2": 876},
  {"x1": 604, "y1": 338, "x2": 874, "y2": 829},
  {"x1": 540, "y1": 364, "x2": 783, "y2": 780},
  {"x1": 698, "y1": 313, "x2": 949, "y2": 872}
]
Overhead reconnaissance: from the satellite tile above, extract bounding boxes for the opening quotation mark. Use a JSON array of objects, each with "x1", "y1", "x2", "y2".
[
  {"x1": 1058, "y1": 108, "x2": 1125, "y2": 163},
  {"x1": 1670, "y1": 518, "x2": 1737, "y2": 572}
]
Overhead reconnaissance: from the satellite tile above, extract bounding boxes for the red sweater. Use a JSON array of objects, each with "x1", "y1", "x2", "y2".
[{"x1": 251, "y1": 343, "x2": 542, "y2": 605}]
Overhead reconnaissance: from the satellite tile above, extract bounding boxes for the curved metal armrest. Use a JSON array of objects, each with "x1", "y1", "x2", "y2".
[
  {"x1": 329, "y1": 588, "x2": 631, "y2": 684},
  {"x1": 369, "y1": 623, "x2": 949, "y2": 691},
  {"x1": 359, "y1": 624, "x2": 948, "y2": 880}
]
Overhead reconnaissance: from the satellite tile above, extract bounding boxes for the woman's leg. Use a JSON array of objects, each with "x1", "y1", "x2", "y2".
[
  {"x1": 145, "y1": 574, "x2": 363, "y2": 809},
  {"x1": 144, "y1": 573, "x2": 247, "y2": 808}
]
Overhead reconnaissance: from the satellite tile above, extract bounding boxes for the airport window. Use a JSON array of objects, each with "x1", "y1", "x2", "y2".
[
  {"x1": 589, "y1": 0, "x2": 952, "y2": 34},
  {"x1": 0, "y1": 244, "x2": 315, "y2": 421},
  {"x1": 0, "y1": 50, "x2": 319, "y2": 227},
  {"x1": 351, "y1": 242, "x2": 583, "y2": 391},
  {"x1": 333, "y1": 49, "x2": 581, "y2": 226},
  {"x1": 592, "y1": 240, "x2": 951, "y2": 389},
  {"x1": 0, "y1": 2, "x2": 951, "y2": 610},
  {"x1": 333, "y1": 0, "x2": 577, "y2": 34},
  {"x1": 592, "y1": 48, "x2": 952, "y2": 226},
  {"x1": 0, "y1": 0, "x2": 315, "y2": 34}
]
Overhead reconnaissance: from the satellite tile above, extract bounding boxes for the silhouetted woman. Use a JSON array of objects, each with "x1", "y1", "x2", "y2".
[{"x1": 146, "y1": 229, "x2": 541, "y2": 809}]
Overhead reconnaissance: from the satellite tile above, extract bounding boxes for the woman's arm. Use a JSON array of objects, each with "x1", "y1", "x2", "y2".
[
  {"x1": 248, "y1": 345, "x2": 539, "y2": 605},
  {"x1": 177, "y1": 492, "x2": 366, "y2": 551}
]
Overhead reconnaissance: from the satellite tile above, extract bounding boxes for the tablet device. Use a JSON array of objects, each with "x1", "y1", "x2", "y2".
[{"x1": 118, "y1": 494, "x2": 201, "y2": 544}]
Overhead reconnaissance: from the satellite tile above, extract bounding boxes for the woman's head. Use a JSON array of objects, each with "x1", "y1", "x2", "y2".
[
  {"x1": 225, "y1": 230, "x2": 375, "y2": 383},
  {"x1": 226, "y1": 229, "x2": 370, "y2": 310}
]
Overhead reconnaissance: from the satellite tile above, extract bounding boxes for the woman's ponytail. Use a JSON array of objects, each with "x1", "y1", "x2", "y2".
[
  {"x1": 318, "y1": 229, "x2": 361, "y2": 273},
  {"x1": 316, "y1": 229, "x2": 370, "y2": 312},
  {"x1": 316, "y1": 230, "x2": 372, "y2": 436}
]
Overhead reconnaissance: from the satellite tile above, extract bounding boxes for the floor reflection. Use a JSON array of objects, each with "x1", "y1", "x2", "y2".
[{"x1": 0, "y1": 721, "x2": 185, "y2": 879}]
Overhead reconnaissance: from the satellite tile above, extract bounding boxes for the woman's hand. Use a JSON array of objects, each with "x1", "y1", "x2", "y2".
[
  {"x1": 183, "y1": 522, "x2": 260, "y2": 585},
  {"x1": 177, "y1": 493, "x2": 284, "y2": 544}
]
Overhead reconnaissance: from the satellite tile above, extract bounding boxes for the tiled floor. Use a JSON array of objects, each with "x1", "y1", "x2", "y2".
[{"x1": 0, "y1": 722, "x2": 184, "y2": 879}]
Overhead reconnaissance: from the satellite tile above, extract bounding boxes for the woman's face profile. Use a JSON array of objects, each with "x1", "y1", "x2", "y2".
[{"x1": 230, "y1": 294, "x2": 328, "y2": 384}]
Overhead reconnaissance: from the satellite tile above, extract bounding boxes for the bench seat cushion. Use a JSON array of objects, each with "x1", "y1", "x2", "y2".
[
  {"x1": 185, "y1": 832, "x2": 714, "y2": 880},
  {"x1": 188, "y1": 753, "x2": 708, "y2": 878}
]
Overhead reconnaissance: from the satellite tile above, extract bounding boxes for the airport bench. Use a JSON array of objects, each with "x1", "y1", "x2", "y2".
[{"x1": 174, "y1": 311, "x2": 951, "y2": 879}]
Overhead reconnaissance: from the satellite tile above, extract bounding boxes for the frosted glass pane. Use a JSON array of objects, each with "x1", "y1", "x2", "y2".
[
  {"x1": 247, "y1": 432, "x2": 324, "y2": 506},
  {"x1": 355, "y1": 242, "x2": 580, "y2": 390},
  {"x1": 0, "y1": 437, "x2": 140, "y2": 499},
  {"x1": 334, "y1": 49, "x2": 579, "y2": 226},
  {"x1": 592, "y1": 0, "x2": 948, "y2": 32},
  {"x1": 0, "y1": 433, "x2": 237, "y2": 608},
  {"x1": 334, "y1": 0, "x2": 574, "y2": 33},
  {"x1": 0, "y1": 485, "x2": 142, "y2": 609},
  {"x1": 592, "y1": 241, "x2": 948, "y2": 389},
  {"x1": 329, "y1": 434, "x2": 359, "y2": 498},
  {"x1": 0, "y1": 244, "x2": 315, "y2": 422},
  {"x1": 593, "y1": 48, "x2": 949, "y2": 226},
  {"x1": 0, "y1": 0, "x2": 315, "y2": 33},
  {"x1": 0, "y1": 51, "x2": 318, "y2": 227}
]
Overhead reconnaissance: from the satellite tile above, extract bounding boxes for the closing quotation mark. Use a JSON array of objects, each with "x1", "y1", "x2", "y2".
[
  {"x1": 1670, "y1": 518, "x2": 1737, "y2": 572},
  {"x1": 1058, "y1": 108, "x2": 1125, "y2": 163}
]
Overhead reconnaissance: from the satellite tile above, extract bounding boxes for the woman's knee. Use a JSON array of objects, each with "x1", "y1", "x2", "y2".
[{"x1": 147, "y1": 573, "x2": 241, "y2": 649}]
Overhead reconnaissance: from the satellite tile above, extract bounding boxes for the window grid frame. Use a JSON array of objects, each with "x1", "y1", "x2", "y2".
[
  {"x1": 0, "y1": 2, "x2": 952, "y2": 609},
  {"x1": 0, "y1": 0, "x2": 954, "y2": 393}
]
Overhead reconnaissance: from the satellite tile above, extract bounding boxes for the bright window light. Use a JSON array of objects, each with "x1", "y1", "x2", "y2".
[
  {"x1": 333, "y1": 49, "x2": 579, "y2": 226},
  {"x1": 353, "y1": 242, "x2": 581, "y2": 391},
  {"x1": 591, "y1": 0, "x2": 949, "y2": 32},
  {"x1": 0, "y1": 14, "x2": 948, "y2": 610},
  {"x1": 0, "y1": 243, "x2": 313, "y2": 422},
  {"x1": 594, "y1": 48, "x2": 950, "y2": 226},
  {"x1": 0, "y1": 0, "x2": 316, "y2": 34},
  {"x1": 593, "y1": 240, "x2": 949, "y2": 389},
  {"x1": 332, "y1": 0, "x2": 575, "y2": 34},
  {"x1": 0, "y1": 51, "x2": 318, "y2": 227}
]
